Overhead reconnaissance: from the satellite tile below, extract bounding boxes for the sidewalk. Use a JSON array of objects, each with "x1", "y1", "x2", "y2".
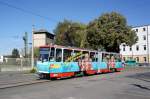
[{"x1": 0, "y1": 71, "x2": 49, "y2": 89}]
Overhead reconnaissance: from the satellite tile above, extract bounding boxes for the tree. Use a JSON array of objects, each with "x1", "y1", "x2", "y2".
[
  {"x1": 54, "y1": 20, "x2": 87, "y2": 47},
  {"x1": 27, "y1": 47, "x2": 39, "y2": 58},
  {"x1": 34, "y1": 48, "x2": 39, "y2": 58},
  {"x1": 86, "y1": 12, "x2": 138, "y2": 52},
  {"x1": 12, "y1": 48, "x2": 20, "y2": 58}
]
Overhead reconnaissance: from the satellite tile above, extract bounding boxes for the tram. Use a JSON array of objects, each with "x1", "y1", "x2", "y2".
[{"x1": 36, "y1": 45, "x2": 123, "y2": 79}]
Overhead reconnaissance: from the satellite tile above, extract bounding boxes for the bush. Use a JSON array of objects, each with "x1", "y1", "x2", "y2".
[{"x1": 30, "y1": 68, "x2": 37, "y2": 73}]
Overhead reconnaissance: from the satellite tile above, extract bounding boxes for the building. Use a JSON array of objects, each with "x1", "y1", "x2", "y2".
[
  {"x1": 33, "y1": 29, "x2": 55, "y2": 47},
  {"x1": 0, "y1": 55, "x2": 3, "y2": 63},
  {"x1": 120, "y1": 25, "x2": 150, "y2": 63}
]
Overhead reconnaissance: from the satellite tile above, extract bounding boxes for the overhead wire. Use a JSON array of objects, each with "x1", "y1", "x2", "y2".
[{"x1": 0, "y1": 0, "x2": 58, "y2": 23}]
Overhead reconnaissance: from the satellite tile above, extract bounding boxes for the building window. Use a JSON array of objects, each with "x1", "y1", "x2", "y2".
[
  {"x1": 143, "y1": 35, "x2": 146, "y2": 40},
  {"x1": 144, "y1": 45, "x2": 146, "y2": 50},
  {"x1": 136, "y1": 45, "x2": 139, "y2": 51},
  {"x1": 136, "y1": 57, "x2": 139, "y2": 62},
  {"x1": 136, "y1": 29, "x2": 138, "y2": 32},
  {"x1": 143, "y1": 28, "x2": 146, "y2": 31},
  {"x1": 123, "y1": 46, "x2": 125, "y2": 51},
  {"x1": 143, "y1": 57, "x2": 147, "y2": 62},
  {"x1": 129, "y1": 47, "x2": 132, "y2": 51}
]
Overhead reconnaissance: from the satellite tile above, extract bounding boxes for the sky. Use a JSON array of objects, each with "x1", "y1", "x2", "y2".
[{"x1": 0, "y1": 0, "x2": 150, "y2": 55}]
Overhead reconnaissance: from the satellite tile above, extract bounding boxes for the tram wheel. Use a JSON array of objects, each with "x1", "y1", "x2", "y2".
[{"x1": 110, "y1": 68, "x2": 116, "y2": 72}]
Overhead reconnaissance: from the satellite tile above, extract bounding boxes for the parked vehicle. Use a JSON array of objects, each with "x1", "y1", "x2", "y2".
[{"x1": 125, "y1": 59, "x2": 137, "y2": 67}]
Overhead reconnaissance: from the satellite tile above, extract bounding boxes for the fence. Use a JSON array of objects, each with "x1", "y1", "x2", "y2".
[{"x1": 0, "y1": 58, "x2": 35, "y2": 72}]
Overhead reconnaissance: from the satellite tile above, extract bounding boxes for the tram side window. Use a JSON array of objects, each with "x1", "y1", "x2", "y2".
[
  {"x1": 56, "y1": 49, "x2": 62, "y2": 62},
  {"x1": 116, "y1": 54, "x2": 121, "y2": 62},
  {"x1": 102, "y1": 53, "x2": 109, "y2": 62},
  {"x1": 82, "y1": 51, "x2": 90, "y2": 62},
  {"x1": 63, "y1": 49, "x2": 72, "y2": 62},
  {"x1": 90, "y1": 52, "x2": 96, "y2": 62},
  {"x1": 73, "y1": 50, "x2": 82, "y2": 62},
  {"x1": 49, "y1": 47, "x2": 55, "y2": 61},
  {"x1": 102, "y1": 53, "x2": 105, "y2": 62},
  {"x1": 110, "y1": 54, "x2": 121, "y2": 62},
  {"x1": 110, "y1": 54, "x2": 115, "y2": 62}
]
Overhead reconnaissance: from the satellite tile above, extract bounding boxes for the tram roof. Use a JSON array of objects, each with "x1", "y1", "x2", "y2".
[
  {"x1": 39, "y1": 45, "x2": 119, "y2": 54},
  {"x1": 100, "y1": 51, "x2": 120, "y2": 55},
  {"x1": 39, "y1": 45, "x2": 98, "y2": 52}
]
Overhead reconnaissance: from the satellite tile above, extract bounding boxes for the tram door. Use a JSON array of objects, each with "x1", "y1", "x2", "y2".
[
  {"x1": 73, "y1": 50, "x2": 82, "y2": 71},
  {"x1": 89, "y1": 52, "x2": 98, "y2": 70},
  {"x1": 101, "y1": 52, "x2": 110, "y2": 69},
  {"x1": 62, "y1": 49, "x2": 80, "y2": 72}
]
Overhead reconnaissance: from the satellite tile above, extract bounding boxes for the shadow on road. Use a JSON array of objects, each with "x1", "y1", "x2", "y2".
[
  {"x1": 126, "y1": 72, "x2": 150, "y2": 83},
  {"x1": 131, "y1": 84, "x2": 150, "y2": 91}
]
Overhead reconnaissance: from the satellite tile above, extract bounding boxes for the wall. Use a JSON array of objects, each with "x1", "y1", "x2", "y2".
[{"x1": 33, "y1": 34, "x2": 46, "y2": 47}]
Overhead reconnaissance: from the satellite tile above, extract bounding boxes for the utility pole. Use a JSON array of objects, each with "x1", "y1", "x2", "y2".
[
  {"x1": 31, "y1": 25, "x2": 34, "y2": 68},
  {"x1": 23, "y1": 32, "x2": 28, "y2": 58}
]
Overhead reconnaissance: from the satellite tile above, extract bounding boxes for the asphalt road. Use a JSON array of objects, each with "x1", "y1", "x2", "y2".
[{"x1": 0, "y1": 67, "x2": 150, "y2": 99}]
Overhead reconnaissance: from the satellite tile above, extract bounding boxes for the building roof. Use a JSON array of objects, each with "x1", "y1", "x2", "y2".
[
  {"x1": 34, "y1": 29, "x2": 55, "y2": 39},
  {"x1": 132, "y1": 24, "x2": 150, "y2": 28}
]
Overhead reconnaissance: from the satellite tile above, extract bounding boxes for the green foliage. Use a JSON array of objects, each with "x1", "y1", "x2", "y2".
[
  {"x1": 86, "y1": 12, "x2": 138, "y2": 52},
  {"x1": 54, "y1": 12, "x2": 138, "y2": 53},
  {"x1": 12, "y1": 48, "x2": 20, "y2": 58},
  {"x1": 54, "y1": 20, "x2": 87, "y2": 47},
  {"x1": 30, "y1": 67, "x2": 37, "y2": 73},
  {"x1": 34, "y1": 48, "x2": 39, "y2": 58}
]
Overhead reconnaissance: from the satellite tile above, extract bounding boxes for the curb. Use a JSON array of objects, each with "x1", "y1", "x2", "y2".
[{"x1": 0, "y1": 80, "x2": 50, "y2": 89}]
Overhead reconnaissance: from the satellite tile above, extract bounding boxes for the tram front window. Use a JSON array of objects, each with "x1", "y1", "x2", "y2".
[
  {"x1": 39, "y1": 47, "x2": 49, "y2": 62},
  {"x1": 39, "y1": 54, "x2": 49, "y2": 62}
]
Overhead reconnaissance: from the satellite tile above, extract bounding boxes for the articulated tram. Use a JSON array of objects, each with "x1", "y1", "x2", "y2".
[{"x1": 36, "y1": 45, "x2": 123, "y2": 79}]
